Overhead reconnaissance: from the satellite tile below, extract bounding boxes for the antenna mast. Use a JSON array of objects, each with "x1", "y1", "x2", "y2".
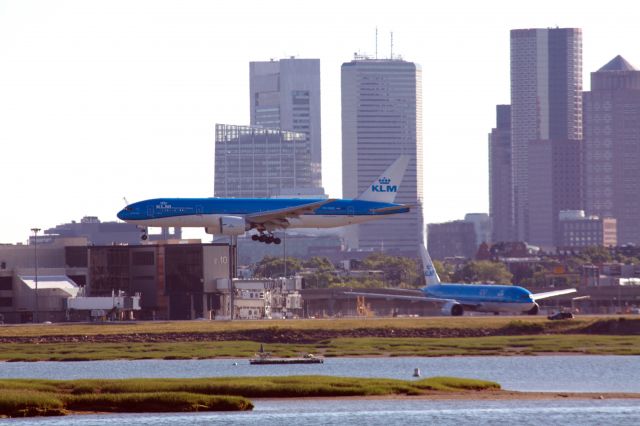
[
  {"x1": 375, "y1": 27, "x2": 378, "y2": 59},
  {"x1": 390, "y1": 31, "x2": 394, "y2": 59}
]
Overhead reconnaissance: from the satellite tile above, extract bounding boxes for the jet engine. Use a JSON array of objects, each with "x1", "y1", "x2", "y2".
[
  {"x1": 526, "y1": 303, "x2": 539, "y2": 315},
  {"x1": 204, "y1": 216, "x2": 248, "y2": 236},
  {"x1": 441, "y1": 301, "x2": 464, "y2": 316}
]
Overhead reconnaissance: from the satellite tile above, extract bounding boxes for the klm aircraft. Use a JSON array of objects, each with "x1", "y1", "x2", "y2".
[
  {"x1": 348, "y1": 246, "x2": 577, "y2": 316},
  {"x1": 118, "y1": 156, "x2": 411, "y2": 245}
]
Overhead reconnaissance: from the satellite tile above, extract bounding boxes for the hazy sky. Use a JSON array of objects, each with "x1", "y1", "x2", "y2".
[{"x1": 1, "y1": 0, "x2": 638, "y2": 244}]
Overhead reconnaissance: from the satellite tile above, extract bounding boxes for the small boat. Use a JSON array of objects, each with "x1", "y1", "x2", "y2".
[
  {"x1": 249, "y1": 353, "x2": 324, "y2": 365},
  {"x1": 249, "y1": 345, "x2": 324, "y2": 365}
]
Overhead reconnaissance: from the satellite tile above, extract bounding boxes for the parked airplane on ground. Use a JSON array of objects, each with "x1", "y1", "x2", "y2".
[
  {"x1": 118, "y1": 156, "x2": 411, "y2": 244},
  {"x1": 348, "y1": 246, "x2": 577, "y2": 316}
]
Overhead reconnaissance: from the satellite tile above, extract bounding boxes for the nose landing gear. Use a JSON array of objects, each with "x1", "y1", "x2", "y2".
[
  {"x1": 138, "y1": 227, "x2": 148, "y2": 241},
  {"x1": 251, "y1": 232, "x2": 281, "y2": 245}
]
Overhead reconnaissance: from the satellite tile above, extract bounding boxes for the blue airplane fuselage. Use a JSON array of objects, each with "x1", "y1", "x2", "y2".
[
  {"x1": 423, "y1": 283, "x2": 536, "y2": 313},
  {"x1": 117, "y1": 197, "x2": 410, "y2": 231}
]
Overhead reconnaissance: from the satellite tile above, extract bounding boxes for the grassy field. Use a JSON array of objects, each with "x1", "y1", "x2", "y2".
[
  {"x1": 0, "y1": 334, "x2": 638, "y2": 361},
  {"x1": 0, "y1": 316, "x2": 593, "y2": 337},
  {"x1": 0, "y1": 376, "x2": 499, "y2": 418},
  {"x1": 1, "y1": 316, "x2": 638, "y2": 361}
]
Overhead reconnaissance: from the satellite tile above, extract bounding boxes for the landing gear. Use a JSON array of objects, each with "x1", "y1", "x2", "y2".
[
  {"x1": 251, "y1": 232, "x2": 281, "y2": 244},
  {"x1": 139, "y1": 227, "x2": 148, "y2": 241}
]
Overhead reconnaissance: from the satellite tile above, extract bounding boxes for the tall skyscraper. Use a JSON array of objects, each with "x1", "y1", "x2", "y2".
[
  {"x1": 510, "y1": 28, "x2": 583, "y2": 244},
  {"x1": 488, "y1": 105, "x2": 514, "y2": 242},
  {"x1": 583, "y1": 55, "x2": 640, "y2": 244},
  {"x1": 214, "y1": 124, "x2": 311, "y2": 198},
  {"x1": 341, "y1": 56, "x2": 424, "y2": 258},
  {"x1": 249, "y1": 58, "x2": 322, "y2": 189}
]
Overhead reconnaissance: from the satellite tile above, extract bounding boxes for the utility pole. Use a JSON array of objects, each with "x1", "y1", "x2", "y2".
[{"x1": 31, "y1": 228, "x2": 41, "y2": 323}]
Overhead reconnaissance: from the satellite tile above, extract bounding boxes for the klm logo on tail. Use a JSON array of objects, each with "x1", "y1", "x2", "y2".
[
  {"x1": 371, "y1": 177, "x2": 397, "y2": 193},
  {"x1": 425, "y1": 265, "x2": 436, "y2": 277},
  {"x1": 357, "y1": 155, "x2": 409, "y2": 203}
]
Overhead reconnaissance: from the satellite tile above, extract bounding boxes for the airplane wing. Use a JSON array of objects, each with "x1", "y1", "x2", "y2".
[
  {"x1": 247, "y1": 199, "x2": 336, "y2": 225},
  {"x1": 343, "y1": 291, "x2": 459, "y2": 305},
  {"x1": 369, "y1": 204, "x2": 411, "y2": 214},
  {"x1": 531, "y1": 288, "x2": 577, "y2": 301}
]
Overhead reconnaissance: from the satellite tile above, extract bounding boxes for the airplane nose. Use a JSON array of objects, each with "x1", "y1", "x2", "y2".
[{"x1": 117, "y1": 207, "x2": 132, "y2": 220}]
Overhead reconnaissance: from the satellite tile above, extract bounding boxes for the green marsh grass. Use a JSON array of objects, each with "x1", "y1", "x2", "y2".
[
  {"x1": 0, "y1": 335, "x2": 638, "y2": 361},
  {"x1": 0, "y1": 316, "x2": 610, "y2": 338},
  {"x1": 0, "y1": 376, "x2": 499, "y2": 417}
]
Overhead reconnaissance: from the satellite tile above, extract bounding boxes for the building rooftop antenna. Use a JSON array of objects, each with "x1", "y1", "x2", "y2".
[
  {"x1": 375, "y1": 26, "x2": 378, "y2": 59},
  {"x1": 390, "y1": 31, "x2": 394, "y2": 60}
]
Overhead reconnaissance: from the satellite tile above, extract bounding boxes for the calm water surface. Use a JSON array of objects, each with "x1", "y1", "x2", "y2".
[
  {"x1": 3, "y1": 399, "x2": 640, "y2": 426},
  {"x1": 1, "y1": 356, "x2": 638, "y2": 392}
]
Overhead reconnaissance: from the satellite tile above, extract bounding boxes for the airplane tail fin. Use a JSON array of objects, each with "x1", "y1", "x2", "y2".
[
  {"x1": 356, "y1": 155, "x2": 410, "y2": 203},
  {"x1": 420, "y1": 244, "x2": 441, "y2": 286}
]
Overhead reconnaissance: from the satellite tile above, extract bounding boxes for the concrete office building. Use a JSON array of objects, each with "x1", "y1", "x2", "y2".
[
  {"x1": 41, "y1": 216, "x2": 180, "y2": 245},
  {"x1": 527, "y1": 139, "x2": 583, "y2": 248},
  {"x1": 510, "y1": 28, "x2": 583, "y2": 244},
  {"x1": 583, "y1": 56, "x2": 640, "y2": 244},
  {"x1": 88, "y1": 243, "x2": 233, "y2": 320},
  {"x1": 214, "y1": 124, "x2": 312, "y2": 198},
  {"x1": 488, "y1": 105, "x2": 514, "y2": 242},
  {"x1": 557, "y1": 210, "x2": 617, "y2": 249},
  {"x1": 464, "y1": 213, "x2": 492, "y2": 247},
  {"x1": 341, "y1": 56, "x2": 424, "y2": 258},
  {"x1": 0, "y1": 239, "x2": 88, "y2": 323},
  {"x1": 427, "y1": 220, "x2": 477, "y2": 260},
  {"x1": 250, "y1": 58, "x2": 322, "y2": 189}
]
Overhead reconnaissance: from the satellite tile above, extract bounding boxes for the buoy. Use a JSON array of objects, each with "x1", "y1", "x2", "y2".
[
  {"x1": 233, "y1": 362, "x2": 238, "y2": 366},
  {"x1": 413, "y1": 368, "x2": 421, "y2": 377}
]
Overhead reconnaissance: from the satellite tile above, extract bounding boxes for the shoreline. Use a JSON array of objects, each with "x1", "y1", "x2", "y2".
[
  {"x1": 256, "y1": 391, "x2": 640, "y2": 401},
  {"x1": 1, "y1": 351, "x2": 637, "y2": 363},
  {"x1": 10, "y1": 392, "x2": 640, "y2": 419}
]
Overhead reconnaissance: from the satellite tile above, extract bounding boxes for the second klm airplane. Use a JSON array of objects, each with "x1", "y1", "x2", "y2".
[
  {"x1": 347, "y1": 246, "x2": 576, "y2": 316},
  {"x1": 118, "y1": 156, "x2": 412, "y2": 244}
]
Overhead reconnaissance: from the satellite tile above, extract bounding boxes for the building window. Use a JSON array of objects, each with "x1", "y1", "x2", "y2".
[
  {"x1": 0, "y1": 297, "x2": 12, "y2": 307},
  {"x1": 132, "y1": 251, "x2": 155, "y2": 266},
  {"x1": 0, "y1": 277, "x2": 11, "y2": 291}
]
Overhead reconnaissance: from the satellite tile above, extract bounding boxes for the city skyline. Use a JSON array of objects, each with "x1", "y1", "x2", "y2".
[{"x1": 2, "y1": 0, "x2": 640, "y2": 244}]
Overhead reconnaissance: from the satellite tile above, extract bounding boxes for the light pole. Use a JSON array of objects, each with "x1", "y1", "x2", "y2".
[
  {"x1": 31, "y1": 228, "x2": 40, "y2": 323},
  {"x1": 283, "y1": 231, "x2": 287, "y2": 278}
]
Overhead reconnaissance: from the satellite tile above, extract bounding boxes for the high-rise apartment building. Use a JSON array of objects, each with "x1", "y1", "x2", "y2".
[
  {"x1": 341, "y1": 56, "x2": 423, "y2": 258},
  {"x1": 488, "y1": 105, "x2": 514, "y2": 242},
  {"x1": 214, "y1": 124, "x2": 311, "y2": 198},
  {"x1": 510, "y1": 28, "x2": 583, "y2": 244},
  {"x1": 583, "y1": 55, "x2": 640, "y2": 244},
  {"x1": 249, "y1": 58, "x2": 322, "y2": 189}
]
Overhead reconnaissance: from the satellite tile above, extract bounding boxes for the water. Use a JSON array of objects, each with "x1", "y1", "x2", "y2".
[
  {"x1": 2, "y1": 356, "x2": 639, "y2": 424},
  {"x1": 3, "y1": 399, "x2": 640, "y2": 426},
  {"x1": 1, "y1": 356, "x2": 638, "y2": 392}
]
